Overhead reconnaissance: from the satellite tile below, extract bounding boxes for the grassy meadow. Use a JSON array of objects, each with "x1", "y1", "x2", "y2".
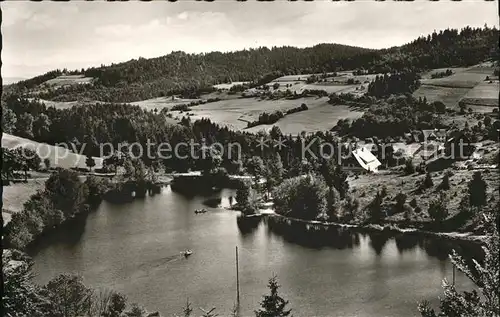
[{"x1": 2, "y1": 133, "x2": 103, "y2": 170}]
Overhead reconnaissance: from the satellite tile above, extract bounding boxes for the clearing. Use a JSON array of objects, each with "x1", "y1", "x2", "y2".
[
  {"x1": 245, "y1": 103, "x2": 364, "y2": 135},
  {"x1": 131, "y1": 96, "x2": 201, "y2": 112},
  {"x1": 414, "y1": 63, "x2": 497, "y2": 109},
  {"x1": 177, "y1": 96, "x2": 332, "y2": 130},
  {"x1": 2, "y1": 133, "x2": 103, "y2": 170},
  {"x1": 2, "y1": 179, "x2": 46, "y2": 226},
  {"x1": 213, "y1": 82, "x2": 250, "y2": 90},
  {"x1": 412, "y1": 85, "x2": 470, "y2": 108},
  {"x1": 459, "y1": 80, "x2": 499, "y2": 107},
  {"x1": 43, "y1": 74, "x2": 94, "y2": 87}
]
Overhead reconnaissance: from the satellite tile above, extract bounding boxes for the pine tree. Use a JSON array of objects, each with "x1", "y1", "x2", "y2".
[
  {"x1": 255, "y1": 275, "x2": 292, "y2": 317},
  {"x1": 469, "y1": 171, "x2": 487, "y2": 207},
  {"x1": 423, "y1": 172, "x2": 434, "y2": 189},
  {"x1": 438, "y1": 172, "x2": 450, "y2": 191}
]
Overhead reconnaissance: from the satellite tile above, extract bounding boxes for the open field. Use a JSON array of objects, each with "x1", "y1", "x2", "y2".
[
  {"x1": 29, "y1": 98, "x2": 81, "y2": 110},
  {"x1": 414, "y1": 63, "x2": 497, "y2": 109},
  {"x1": 43, "y1": 75, "x2": 94, "y2": 87},
  {"x1": 245, "y1": 103, "x2": 364, "y2": 135},
  {"x1": 2, "y1": 178, "x2": 46, "y2": 226},
  {"x1": 412, "y1": 85, "x2": 470, "y2": 108},
  {"x1": 271, "y1": 74, "x2": 313, "y2": 82},
  {"x1": 420, "y1": 71, "x2": 486, "y2": 89},
  {"x1": 2, "y1": 133, "x2": 103, "y2": 170},
  {"x1": 176, "y1": 96, "x2": 331, "y2": 130},
  {"x1": 459, "y1": 80, "x2": 499, "y2": 107},
  {"x1": 2, "y1": 179, "x2": 46, "y2": 213},
  {"x1": 213, "y1": 81, "x2": 249, "y2": 90},
  {"x1": 420, "y1": 67, "x2": 468, "y2": 80},
  {"x1": 131, "y1": 96, "x2": 201, "y2": 111}
]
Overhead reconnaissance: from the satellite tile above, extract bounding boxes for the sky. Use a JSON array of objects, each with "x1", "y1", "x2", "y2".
[{"x1": 1, "y1": 0, "x2": 498, "y2": 79}]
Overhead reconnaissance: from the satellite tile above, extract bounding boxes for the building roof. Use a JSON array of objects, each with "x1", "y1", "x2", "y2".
[
  {"x1": 422, "y1": 129, "x2": 448, "y2": 141},
  {"x1": 352, "y1": 147, "x2": 382, "y2": 172}
]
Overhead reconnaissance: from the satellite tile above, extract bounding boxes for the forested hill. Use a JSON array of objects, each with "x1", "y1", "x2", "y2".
[
  {"x1": 9, "y1": 26, "x2": 499, "y2": 103},
  {"x1": 373, "y1": 26, "x2": 499, "y2": 72}
]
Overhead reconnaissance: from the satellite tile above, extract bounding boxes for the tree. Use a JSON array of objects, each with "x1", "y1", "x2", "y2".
[
  {"x1": 367, "y1": 190, "x2": 384, "y2": 222},
  {"x1": 428, "y1": 192, "x2": 448, "y2": 222},
  {"x1": 404, "y1": 159, "x2": 415, "y2": 175},
  {"x1": 86, "y1": 155, "x2": 96, "y2": 172},
  {"x1": 468, "y1": 171, "x2": 487, "y2": 207},
  {"x1": 2, "y1": 250, "x2": 44, "y2": 317},
  {"x1": 264, "y1": 154, "x2": 284, "y2": 196},
  {"x1": 181, "y1": 298, "x2": 193, "y2": 317},
  {"x1": 320, "y1": 160, "x2": 349, "y2": 199},
  {"x1": 432, "y1": 101, "x2": 446, "y2": 114},
  {"x1": 105, "y1": 292, "x2": 127, "y2": 317},
  {"x1": 273, "y1": 174, "x2": 328, "y2": 220},
  {"x1": 16, "y1": 113, "x2": 34, "y2": 139},
  {"x1": 125, "y1": 303, "x2": 147, "y2": 317},
  {"x1": 438, "y1": 171, "x2": 450, "y2": 191},
  {"x1": 42, "y1": 274, "x2": 93, "y2": 317},
  {"x1": 394, "y1": 192, "x2": 407, "y2": 214},
  {"x1": 245, "y1": 156, "x2": 265, "y2": 185},
  {"x1": 255, "y1": 275, "x2": 292, "y2": 317},
  {"x1": 419, "y1": 213, "x2": 499, "y2": 316},
  {"x1": 44, "y1": 158, "x2": 51, "y2": 170},
  {"x1": 423, "y1": 172, "x2": 434, "y2": 189},
  {"x1": 484, "y1": 115, "x2": 492, "y2": 127},
  {"x1": 44, "y1": 169, "x2": 88, "y2": 218},
  {"x1": 2, "y1": 106, "x2": 17, "y2": 134},
  {"x1": 33, "y1": 113, "x2": 51, "y2": 141},
  {"x1": 198, "y1": 146, "x2": 222, "y2": 175},
  {"x1": 332, "y1": 166, "x2": 349, "y2": 199}
]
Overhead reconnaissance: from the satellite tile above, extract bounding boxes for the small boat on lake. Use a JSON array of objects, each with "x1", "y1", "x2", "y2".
[
  {"x1": 182, "y1": 250, "x2": 193, "y2": 257},
  {"x1": 194, "y1": 208, "x2": 208, "y2": 214}
]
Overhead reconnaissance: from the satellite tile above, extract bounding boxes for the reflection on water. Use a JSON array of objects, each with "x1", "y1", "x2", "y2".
[{"x1": 31, "y1": 186, "x2": 479, "y2": 317}]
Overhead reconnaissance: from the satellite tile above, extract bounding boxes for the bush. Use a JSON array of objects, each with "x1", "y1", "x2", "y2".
[
  {"x1": 428, "y1": 193, "x2": 448, "y2": 222},
  {"x1": 394, "y1": 192, "x2": 407, "y2": 214},
  {"x1": 380, "y1": 185, "x2": 388, "y2": 198},
  {"x1": 404, "y1": 159, "x2": 415, "y2": 175}
]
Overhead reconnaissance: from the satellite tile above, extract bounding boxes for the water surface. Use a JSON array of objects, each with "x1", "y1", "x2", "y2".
[{"x1": 31, "y1": 187, "x2": 474, "y2": 317}]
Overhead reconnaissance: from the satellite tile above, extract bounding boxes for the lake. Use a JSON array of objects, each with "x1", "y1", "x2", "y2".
[{"x1": 30, "y1": 186, "x2": 475, "y2": 317}]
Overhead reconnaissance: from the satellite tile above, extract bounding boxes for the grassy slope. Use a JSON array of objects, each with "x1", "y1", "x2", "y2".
[
  {"x1": 413, "y1": 63, "x2": 497, "y2": 109},
  {"x1": 264, "y1": 104, "x2": 363, "y2": 135},
  {"x1": 2, "y1": 179, "x2": 46, "y2": 226},
  {"x1": 2, "y1": 133, "x2": 103, "y2": 170},
  {"x1": 349, "y1": 167, "x2": 499, "y2": 225}
]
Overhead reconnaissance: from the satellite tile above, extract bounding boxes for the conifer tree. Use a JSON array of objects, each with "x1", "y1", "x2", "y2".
[{"x1": 255, "y1": 275, "x2": 292, "y2": 317}]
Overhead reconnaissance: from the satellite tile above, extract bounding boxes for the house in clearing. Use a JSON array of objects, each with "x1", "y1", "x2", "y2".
[
  {"x1": 421, "y1": 129, "x2": 448, "y2": 142},
  {"x1": 341, "y1": 146, "x2": 382, "y2": 174},
  {"x1": 444, "y1": 131, "x2": 475, "y2": 159}
]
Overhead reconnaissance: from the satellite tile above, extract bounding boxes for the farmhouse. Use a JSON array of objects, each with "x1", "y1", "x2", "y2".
[
  {"x1": 341, "y1": 147, "x2": 381, "y2": 174},
  {"x1": 421, "y1": 128, "x2": 448, "y2": 142},
  {"x1": 420, "y1": 141, "x2": 445, "y2": 161},
  {"x1": 444, "y1": 131, "x2": 475, "y2": 159}
]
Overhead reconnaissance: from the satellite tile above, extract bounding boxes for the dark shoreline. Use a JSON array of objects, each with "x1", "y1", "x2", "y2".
[{"x1": 238, "y1": 212, "x2": 488, "y2": 246}]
